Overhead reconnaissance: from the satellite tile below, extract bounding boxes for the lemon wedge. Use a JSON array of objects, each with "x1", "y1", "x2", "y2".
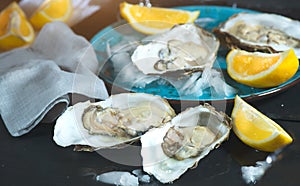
[
  {"x1": 120, "y1": 2, "x2": 200, "y2": 35},
  {"x1": 231, "y1": 95, "x2": 293, "y2": 152},
  {"x1": 30, "y1": 0, "x2": 73, "y2": 30},
  {"x1": 226, "y1": 49, "x2": 299, "y2": 88},
  {"x1": 0, "y1": 2, "x2": 35, "y2": 51}
]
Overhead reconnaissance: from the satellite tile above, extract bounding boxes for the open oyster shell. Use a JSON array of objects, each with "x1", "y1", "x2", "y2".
[
  {"x1": 53, "y1": 93, "x2": 175, "y2": 150},
  {"x1": 131, "y1": 24, "x2": 220, "y2": 76},
  {"x1": 140, "y1": 104, "x2": 232, "y2": 183},
  {"x1": 214, "y1": 13, "x2": 300, "y2": 57}
]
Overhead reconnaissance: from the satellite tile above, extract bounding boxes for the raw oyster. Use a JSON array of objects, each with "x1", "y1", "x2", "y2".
[
  {"x1": 214, "y1": 13, "x2": 300, "y2": 57},
  {"x1": 141, "y1": 104, "x2": 232, "y2": 183},
  {"x1": 53, "y1": 93, "x2": 175, "y2": 149},
  {"x1": 161, "y1": 125, "x2": 216, "y2": 160},
  {"x1": 131, "y1": 23, "x2": 220, "y2": 76}
]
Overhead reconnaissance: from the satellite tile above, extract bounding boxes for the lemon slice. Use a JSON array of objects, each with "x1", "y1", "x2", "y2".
[
  {"x1": 231, "y1": 95, "x2": 293, "y2": 152},
  {"x1": 0, "y1": 2, "x2": 35, "y2": 51},
  {"x1": 226, "y1": 49, "x2": 299, "y2": 88},
  {"x1": 120, "y1": 2, "x2": 200, "y2": 35},
  {"x1": 30, "y1": 0, "x2": 73, "y2": 30}
]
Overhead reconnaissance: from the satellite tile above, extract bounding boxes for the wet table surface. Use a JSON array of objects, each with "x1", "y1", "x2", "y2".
[{"x1": 0, "y1": 0, "x2": 300, "y2": 185}]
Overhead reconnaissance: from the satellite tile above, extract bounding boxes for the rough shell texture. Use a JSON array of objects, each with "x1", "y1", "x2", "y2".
[
  {"x1": 53, "y1": 93, "x2": 175, "y2": 150},
  {"x1": 141, "y1": 104, "x2": 232, "y2": 183},
  {"x1": 214, "y1": 13, "x2": 300, "y2": 58},
  {"x1": 131, "y1": 23, "x2": 220, "y2": 76}
]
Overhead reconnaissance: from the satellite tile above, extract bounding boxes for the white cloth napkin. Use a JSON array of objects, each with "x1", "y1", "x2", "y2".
[{"x1": 0, "y1": 22, "x2": 108, "y2": 136}]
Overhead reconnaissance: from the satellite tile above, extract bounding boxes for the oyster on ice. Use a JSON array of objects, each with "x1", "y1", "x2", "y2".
[
  {"x1": 141, "y1": 104, "x2": 232, "y2": 183},
  {"x1": 53, "y1": 93, "x2": 175, "y2": 150},
  {"x1": 214, "y1": 13, "x2": 300, "y2": 57},
  {"x1": 131, "y1": 24, "x2": 220, "y2": 76}
]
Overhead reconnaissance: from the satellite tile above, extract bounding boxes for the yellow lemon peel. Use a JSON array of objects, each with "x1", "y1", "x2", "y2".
[
  {"x1": 231, "y1": 95, "x2": 293, "y2": 152},
  {"x1": 226, "y1": 49, "x2": 299, "y2": 88},
  {"x1": 0, "y1": 2, "x2": 35, "y2": 51},
  {"x1": 30, "y1": 0, "x2": 73, "y2": 30},
  {"x1": 120, "y1": 2, "x2": 200, "y2": 35}
]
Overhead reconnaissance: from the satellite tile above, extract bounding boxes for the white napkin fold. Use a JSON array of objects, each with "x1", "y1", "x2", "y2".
[{"x1": 0, "y1": 22, "x2": 108, "y2": 136}]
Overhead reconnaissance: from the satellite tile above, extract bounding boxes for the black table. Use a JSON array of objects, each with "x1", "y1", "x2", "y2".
[
  {"x1": 1, "y1": 82, "x2": 300, "y2": 186},
  {"x1": 1, "y1": 0, "x2": 300, "y2": 185}
]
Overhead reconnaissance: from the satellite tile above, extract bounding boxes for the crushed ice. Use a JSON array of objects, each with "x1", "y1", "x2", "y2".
[
  {"x1": 132, "y1": 169, "x2": 151, "y2": 183},
  {"x1": 95, "y1": 169, "x2": 151, "y2": 186},
  {"x1": 241, "y1": 146, "x2": 287, "y2": 184},
  {"x1": 96, "y1": 171, "x2": 138, "y2": 186},
  {"x1": 241, "y1": 161, "x2": 271, "y2": 184}
]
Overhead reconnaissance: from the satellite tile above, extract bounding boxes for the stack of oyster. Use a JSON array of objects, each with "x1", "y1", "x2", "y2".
[
  {"x1": 54, "y1": 93, "x2": 231, "y2": 183},
  {"x1": 53, "y1": 10, "x2": 300, "y2": 184}
]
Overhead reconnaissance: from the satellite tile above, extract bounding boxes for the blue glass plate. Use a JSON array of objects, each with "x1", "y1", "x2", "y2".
[{"x1": 91, "y1": 6, "x2": 300, "y2": 102}]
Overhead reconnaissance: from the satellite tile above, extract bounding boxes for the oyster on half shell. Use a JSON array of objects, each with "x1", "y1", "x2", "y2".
[
  {"x1": 214, "y1": 13, "x2": 300, "y2": 57},
  {"x1": 131, "y1": 24, "x2": 220, "y2": 76},
  {"x1": 141, "y1": 104, "x2": 232, "y2": 183},
  {"x1": 53, "y1": 93, "x2": 175, "y2": 150}
]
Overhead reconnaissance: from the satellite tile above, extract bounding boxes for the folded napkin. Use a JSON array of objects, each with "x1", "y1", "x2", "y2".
[{"x1": 0, "y1": 22, "x2": 108, "y2": 137}]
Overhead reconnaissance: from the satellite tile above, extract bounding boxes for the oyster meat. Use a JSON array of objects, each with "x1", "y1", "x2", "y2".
[
  {"x1": 131, "y1": 23, "x2": 220, "y2": 76},
  {"x1": 53, "y1": 93, "x2": 175, "y2": 149},
  {"x1": 214, "y1": 13, "x2": 300, "y2": 57},
  {"x1": 141, "y1": 104, "x2": 232, "y2": 183},
  {"x1": 162, "y1": 125, "x2": 216, "y2": 160}
]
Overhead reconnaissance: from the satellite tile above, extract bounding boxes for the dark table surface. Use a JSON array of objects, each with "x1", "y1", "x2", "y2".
[{"x1": 1, "y1": 0, "x2": 300, "y2": 186}]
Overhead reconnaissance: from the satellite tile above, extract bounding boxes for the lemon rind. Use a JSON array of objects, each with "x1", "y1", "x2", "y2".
[
  {"x1": 30, "y1": 0, "x2": 73, "y2": 29},
  {"x1": 120, "y1": 2, "x2": 200, "y2": 35},
  {"x1": 0, "y1": 2, "x2": 35, "y2": 50},
  {"x1": 232, "y1": 95, "x2": 293, "y2": 151},
  {"x1": 227, "y1": 49, "x2": 290, "y2": 80}
]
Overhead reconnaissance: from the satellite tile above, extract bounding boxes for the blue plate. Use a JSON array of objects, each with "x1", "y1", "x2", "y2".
[{"x1": 91, "y1": 5, "x2": 300, "y2": 102}]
